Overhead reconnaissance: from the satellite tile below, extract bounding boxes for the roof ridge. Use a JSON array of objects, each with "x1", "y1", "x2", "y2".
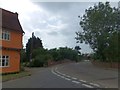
[
  {"x1": 1, "y1": 8, "x2": 24, "y2": 33},
  {"x1": 0, "y1": 8, "x2": 16, "y2": 14}
]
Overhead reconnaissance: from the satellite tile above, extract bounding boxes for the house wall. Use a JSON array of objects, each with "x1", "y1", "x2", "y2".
[
  {"x1": 2, "y1": 29, "x2": 23, "y2": 49},
  {"x1": 2, "y1": 49, "x2": 20, "y2": 73},
  {"x1": 0, "y1": 29, "x2": 23, "y2": 73}
]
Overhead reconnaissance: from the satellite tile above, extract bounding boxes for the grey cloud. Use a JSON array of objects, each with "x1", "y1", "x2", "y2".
[
  {"x1": 22, "y1": 2, "x2": 99, "y2": 53},
  {"x1": 35, "y1": 2, "x2": 73, "y2": 13},
  {"x1": 47, "y1": 31, "x2": 58, "y2": 36}
]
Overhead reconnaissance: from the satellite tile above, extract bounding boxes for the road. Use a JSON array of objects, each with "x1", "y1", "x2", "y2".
[
  {"x1": 2, "y1": 61, "x2": 118, "y2": 88},
  {"x1": 56, "y1": 61, "x2": 118, "y2": 88},
  {"x1": 3, "y1": 67, "x2": 93, "y2": 88}
]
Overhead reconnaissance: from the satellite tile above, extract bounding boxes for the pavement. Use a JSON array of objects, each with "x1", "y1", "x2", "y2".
[{"x1": 55, "y1": 61, "x2": 119, "y2": 88}]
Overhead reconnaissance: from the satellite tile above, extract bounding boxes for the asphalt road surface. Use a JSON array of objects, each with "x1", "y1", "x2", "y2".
[
  {"x1": 3, "y1": 67, "x2": 93, "y2": 88},
  {"x1": 56, "y1": 61, "x2": 118, "y2": 88},
  {"x1": 2, "y1": 61, "x2": 118, "y2": 88}
]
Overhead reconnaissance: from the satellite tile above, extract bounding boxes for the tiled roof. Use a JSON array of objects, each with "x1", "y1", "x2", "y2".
[{"x1": 1, "y1": 8, "x2": 24, "y2": 33}]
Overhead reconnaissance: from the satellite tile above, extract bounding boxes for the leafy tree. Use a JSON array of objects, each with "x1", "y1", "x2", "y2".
[
  {"x1": 76, "y1": 2, "x2": 120, "y2": 62},
  {"x1": 29, "y1": 48, "x2": 53, "y2": 67},
  {"x1": 47, "y1": 47, "x2": 81, "y2": 62},
  {"x1": 20, "y1": 49, "x2": 27, "y2": 63},
  {"x1": 48, "y1": 48, "x2": 61, "y2": 61},
  {"x1": 26, "y1": 33, "x2": 43, "y2": 61},
  {"x1": 55, "y1": 47, "x2": 80, "y2": 61},
  {"x1": 75, "y1": 46, "x2": 81, "y2": 55}
]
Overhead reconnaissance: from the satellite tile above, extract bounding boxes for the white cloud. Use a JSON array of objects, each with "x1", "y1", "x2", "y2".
[{"x1": 2, "y1": 1, "x2": 117, "y2": 53}]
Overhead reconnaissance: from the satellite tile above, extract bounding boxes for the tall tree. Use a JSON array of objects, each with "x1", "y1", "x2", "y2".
[
  {"x1": 26, "y1": 33, "x2": 43, "y2": 61},
  {"x1": 75, "y1": 46, "x2": 81, "y2": 55},
  {"x1": 76, "y1": 2, "x2": 120, "y2": 62}
]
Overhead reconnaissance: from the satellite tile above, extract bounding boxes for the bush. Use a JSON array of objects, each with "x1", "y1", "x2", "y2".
[
  {"x1": 20, "y1": 65, "x2": 25, "y2": 71},
  {"x1": 29, "y1": 54, "x2": 53, "y2": 67}
]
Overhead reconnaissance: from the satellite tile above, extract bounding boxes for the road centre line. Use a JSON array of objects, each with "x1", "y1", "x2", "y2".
[
  {"x1": 64, "y1": 78, "x2": 71, "y2": 81},
  {"x1": 89, "y1": 83, "x2": 100, "y2": 87},
  {"x1": 55, "y1": 67, "x2": 57, "y2": 70},
  {"x1": 62, "y1": 74, "x2": 66, "y2": 76},
  {"x1": 79, "y1": 80, "x2": 87, "y2": 83},
  {"x1": 72, "y1": 81, "x2": 80, "y2": 84},
  {"x1": 82, "y1": 84, "x2": 93, "y2": 88},
  {"x1": 66, "y1": 75, "x2": 71, "y2": 78},
  {"x1": 57, "y1": 74, "x2": 61, "y2": 77},
  {"x1": 51, "y1": 69, "x2": 97, "y2": 88},
  {"x1": 71, "y1": 77, "x2": 77, "y2": 80},
  {"x1": 52, "y1": 68, "x2": 102, "y2": 88},
  {"x1": 60, "y1": 76, "x2": 65, "y2": 78}
]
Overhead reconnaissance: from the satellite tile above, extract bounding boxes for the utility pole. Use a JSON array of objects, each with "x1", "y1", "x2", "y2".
[
  {"x1": 30, "y1": 32, "x2": 34, "y2": 62},
  {"x1": 118, "y1": 1, "x2": 120, "y2": 10}
]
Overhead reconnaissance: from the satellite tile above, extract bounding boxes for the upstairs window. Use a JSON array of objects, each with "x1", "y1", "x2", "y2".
[
  {"x1": 1, "y1": 30, "x2": 10, "y2": 40},
  {"x1": 0, "y1": 55, "x2": 9, "y2": 67}
]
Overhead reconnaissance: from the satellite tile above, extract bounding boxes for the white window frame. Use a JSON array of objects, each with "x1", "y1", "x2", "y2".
[
  {"x1": 0, "y1": 55, "x2": 9, "y2": 67},
  {"x1": 1, "y1": 30, "x2": 10, "y2": 41}
]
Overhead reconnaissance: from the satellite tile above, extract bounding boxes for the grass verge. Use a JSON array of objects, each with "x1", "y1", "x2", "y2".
[{"x1": 2, "y1": 71, "x2": 31, "y2": 82}]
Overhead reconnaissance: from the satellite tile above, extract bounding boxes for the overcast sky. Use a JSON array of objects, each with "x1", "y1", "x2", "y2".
[{"x1": 0, "y1": 0, "x2": 118, "y2": 53}]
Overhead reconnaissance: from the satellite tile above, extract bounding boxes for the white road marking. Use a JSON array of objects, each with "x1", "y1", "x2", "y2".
[
  {"x1": 72, "y1": 77, "x2": 77, "y2": 80},
  {"x1": 56, "y1": 71, "x2": 62, "y2": 74},
  {"x1": 60, "y1": 76, "x2": 65, "y2": 78},
  {"x1": 79, "y1": 80, "x2": 87, "y2": 83},
  {"x1": 51, "y1": 70, "x2": 56, "y2": 74},
  {"x1": 56, "y1": 71, "x2": 60, "y2": 74},
  {"x1": 64, "y1": 78, "x2": 71, "y2": 81},
  {"x1": 52, "y1": 68, "x2": 96, "y2": 87},
  {"x1": 52, "y1": 71, "x2": 56, "y2": 74},
  {"x1": 82, "y1": 84, "x2": 93, "y2": 88},
  {"x1": 66, "y1": 75, "x2": 71, "y2": 78},
  {"x1": 62, "y1": 74, "x2": 66, "y2": 76},
  {"x1": 89, "y1": 83, "x2": 100, "y2": 87},
  {"x1": 55, "y1": 67, "x2": 57, "y2": 70},
  {"x1": 57, "y1": 74, "x2": 60, "y2": 77},
  {"x1": 72, "y1": 81, "x2": 80, "y2": 84}
]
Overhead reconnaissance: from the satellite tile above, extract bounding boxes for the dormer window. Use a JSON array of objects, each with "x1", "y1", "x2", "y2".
[{"x1": 2, "y1": 30, "x2": 10, "y2": 40}]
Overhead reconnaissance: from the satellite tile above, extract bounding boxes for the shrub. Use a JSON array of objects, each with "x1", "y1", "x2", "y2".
[{"x1": 29, "y1": 54, "x2": 53, "y2": 67}]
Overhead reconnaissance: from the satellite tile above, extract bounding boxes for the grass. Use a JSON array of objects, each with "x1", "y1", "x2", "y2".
[{"x1": 2, "y1": 71, "x2": 31, "y2": 82}]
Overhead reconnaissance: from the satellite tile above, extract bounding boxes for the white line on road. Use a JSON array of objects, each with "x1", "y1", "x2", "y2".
[
  {"x1": 72, "y1": 81, "x2": 80, "y2": 84},
  {"x1": 55, "y1": 67, "x2": 57, "y2": 70},
  {"x1": 82, "y1": 84, "x2": 93, "y2": 88},
  {"x1": 57, "y1": 75, "x2": 61, "y2": 77},
  {"x1": 72, "y1": 77, "x2": 77, "y2": 80},
  {"x1": 62, "y1": 74, "x2": 66, "y2": 76},
  {"x1": 56, "y1": 71, "x2": 62, "y2": 75},
  {"x1": 52, "y1": 72, "x2": 58, "y2": 76},
  {"x1": 66, "y1": 75, "x2": 71, "y2": 78},
  {"x1": 79, "y1": 80, "x2": 87, "y2": 83},
  {"x1": 89, "y1": 83, "x2": 100, "y2": 87},
  {"x1": 60, "y1": 76, "x2": 65, "y2": 78},
  {"x1": 64, "y1": 78, "x2": 71, "y2": 81}
]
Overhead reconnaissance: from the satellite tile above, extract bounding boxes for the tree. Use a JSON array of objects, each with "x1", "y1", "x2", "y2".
[
  {"x1": 48, "y1": 48, "x2": 61, "y2": 61},
  {"x1": 20, "y1": 49, "x2": 27, "y2": 62},
  {"x1": 48, "y1": 47, "x2": 81, "y2": 62},
  {"x1": 29, "y1": 48, "x2": 53, "y2": 67},
  {"x1": 75, "y1": 46, "x2": 81, "y2": 55},
  {"x1": 26, "y1": 33, "x2": 43, "y2": 61},
  {"x1": 76, "y1": 2, "x2": 120, "y2": 62}
]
